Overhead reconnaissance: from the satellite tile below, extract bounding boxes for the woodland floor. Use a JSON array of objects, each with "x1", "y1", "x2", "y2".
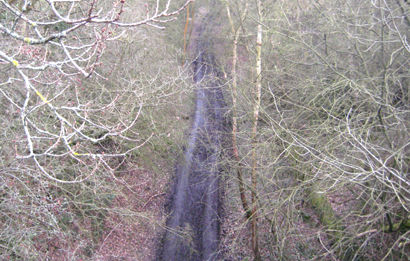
[{"x1": 93, "y1": 164, "x2": 168, "y2": 261}]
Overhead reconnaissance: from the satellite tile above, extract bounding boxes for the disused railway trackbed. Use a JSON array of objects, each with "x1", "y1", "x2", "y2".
[{"x1": 159, "y1": 32, "x2": 227, "y2": 260}]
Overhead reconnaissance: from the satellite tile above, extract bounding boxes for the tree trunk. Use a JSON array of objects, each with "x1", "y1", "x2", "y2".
[
  {"x1": 183, "y1": 3, "x2": 191, "y2": 65},
  {"x1": 225, "y1": 1, "x2": 251, "y2": 219},
  {"x1": 250, "y1": 0, "x2": 263, "y2": 259}
]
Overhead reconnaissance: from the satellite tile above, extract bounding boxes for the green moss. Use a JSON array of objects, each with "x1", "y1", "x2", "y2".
[
  {"x1": 402, "y1": 217, "x2": 410, "y2": 228},
  {"x1": 309, "y1": 190, "x2": 336, "y2": 226},
  {"x1": 290, "y1": 147, "x2": 343, "y2": 240},
  {"x1": 308, "y1": 187, "x2": 343, "y2": 241},
  {"x1": 382, "y1": 216, "x2": 410, "y2": 232}
]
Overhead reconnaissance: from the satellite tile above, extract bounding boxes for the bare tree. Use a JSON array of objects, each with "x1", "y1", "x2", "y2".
[
  {"x1": 249, "y1": 0, "x2": 263, "y2": 259},
  {"x1": 221, "y1": 0, "x2": 408, "y2": 259},
  {"x1": 225, "y1": 0, "x2": 250, "y2": 219},
  {"x1": 0, "y1": 0, "x2": 191, "y2": 258}
]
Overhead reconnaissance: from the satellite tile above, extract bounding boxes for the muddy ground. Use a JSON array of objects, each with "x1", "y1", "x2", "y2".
[{"x1": 158, "y1": 7, "x2": 229, "y2": 260}]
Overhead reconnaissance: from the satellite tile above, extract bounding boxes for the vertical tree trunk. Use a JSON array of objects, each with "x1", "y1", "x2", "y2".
[
  {"x1": 182, "y1": 3, "x2": 190, "y2": 65},
  {"x1": 225, "y1": 1, "x2": 251, "y2": 218},
  {"x1": 251, "y1": 0, "x2": 263, "y2": 259}
]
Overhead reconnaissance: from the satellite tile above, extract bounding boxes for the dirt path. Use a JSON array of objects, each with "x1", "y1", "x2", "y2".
[{"x1": 159, "y1": 9, "x2": 227, "y2": 260}]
